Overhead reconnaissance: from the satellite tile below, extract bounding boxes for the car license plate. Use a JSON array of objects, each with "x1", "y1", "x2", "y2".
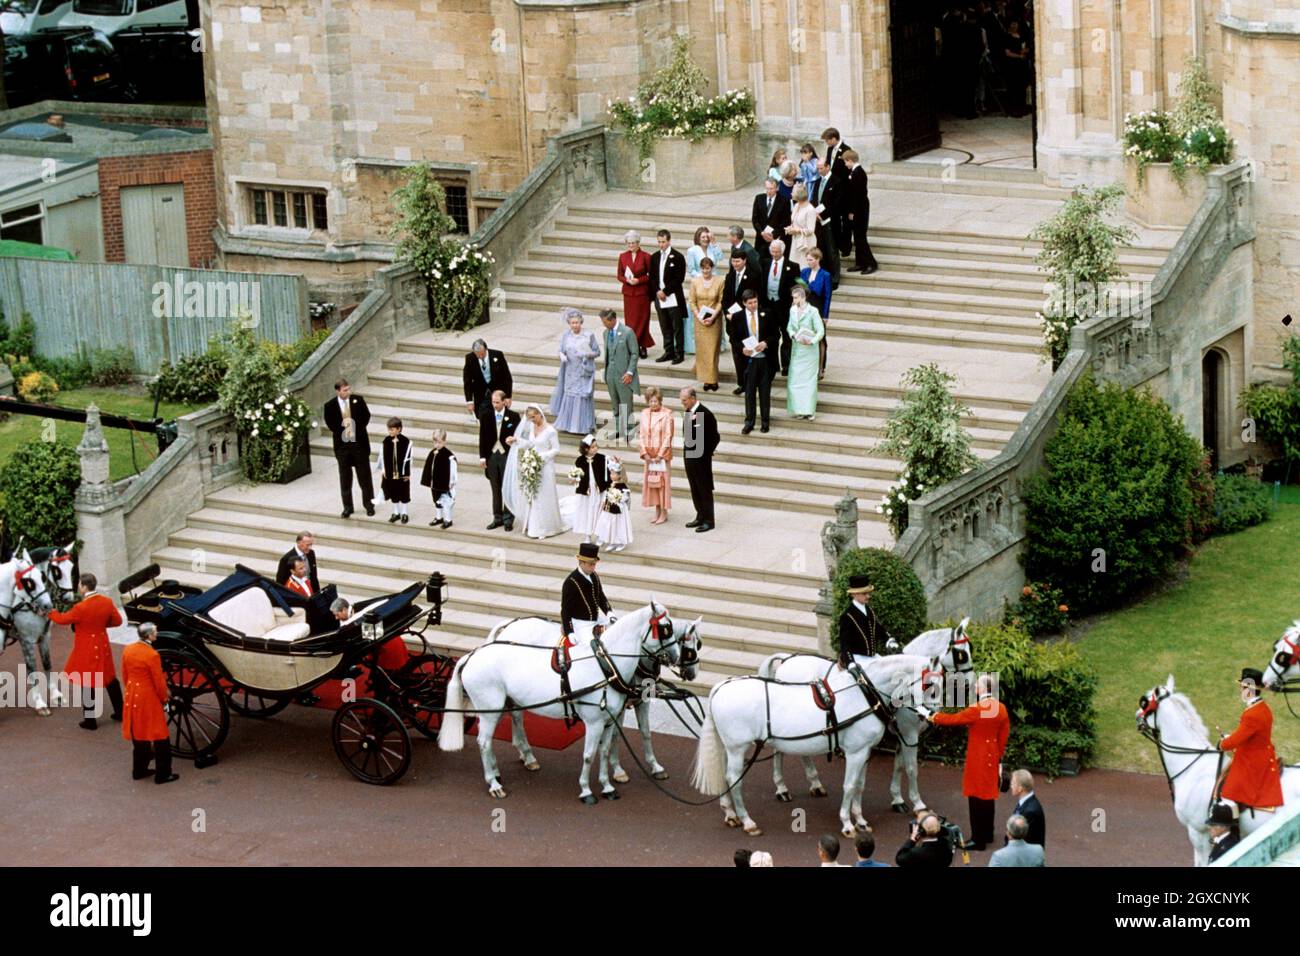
[{"x1": 94, "y1": 73, "x2": 110, "y2": 83}]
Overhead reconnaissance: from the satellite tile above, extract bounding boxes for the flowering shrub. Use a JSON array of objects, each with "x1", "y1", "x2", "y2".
[
  {"x1": 1123, "y1": 58, "x2": 1233, "y2": 188},
  {"x1": 16, "y1": 370, "x2": 58, "y2": 403},
  {"x1": 217, "y1": 323, "x2": 314, "y2": 483},
  {"x1": 1003, "y1": 581, "x2": 1070, "y2": 637},
  {"x1": 1122, "y1": 110, "x2": 1180, "y2": 184},
  {"x1": 390, "y1": 163, "x2": 495, "y2": 332},
  {"x1": 877, "y1": 467, "x2": 925, "y2": 538},
  {"x1": 519, "y1": 448, "x2": 543, "y2": 503},
  {"x1": 607, "y1": 37, "x2": 756, "y2": 159}
]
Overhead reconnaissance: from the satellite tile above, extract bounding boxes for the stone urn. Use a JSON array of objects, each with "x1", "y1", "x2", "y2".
[
  {"x1": 605, "y1": 128, "x2": 757, "y2": 197},
  {"x1": 1124, "y1": 161, "x2": 1213, "y2": 228}
]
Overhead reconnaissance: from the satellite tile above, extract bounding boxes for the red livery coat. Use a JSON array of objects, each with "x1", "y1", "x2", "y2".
[
  {"x1": 1219, "y1": 699, "x2": 1284, "y2": 808},
  {"x1": 50, "y1": 593, "x2": 121, "y2": 687},
  {"x1": 120, "y1": 641, "x2": 170, "y2": 742},
  {"x1": 931, "y1": 697, "x2": 1011, "y2": 800}
]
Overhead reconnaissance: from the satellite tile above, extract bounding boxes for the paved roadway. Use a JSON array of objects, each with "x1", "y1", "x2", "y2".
[{"x1": 1, "y1": 632, "x2": 1190, "y2": 867}]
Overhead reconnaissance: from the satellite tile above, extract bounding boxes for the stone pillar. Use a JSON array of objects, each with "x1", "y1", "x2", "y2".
[
  {"x1": 814, "y1": 582, "x2": 835, "y2": 657},
  {"x1": 817, "y1": 488, "x2": 861, "y2": 659},
  {"x1": 74, "y1": 404, "x2": 128, "y2": 589}
]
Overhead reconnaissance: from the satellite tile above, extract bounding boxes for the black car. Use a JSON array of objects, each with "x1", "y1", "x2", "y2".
[
  {"x1": 2, "y1": 28, "x2": 132, "y2": 106},
  {"x1": 109, "y1": 26, "x2": 203, "y2": 102}
]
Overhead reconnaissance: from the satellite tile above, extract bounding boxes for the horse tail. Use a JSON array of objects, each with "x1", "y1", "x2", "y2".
[
  {"x1": 692, "y1": 710, "x2": 728, "y2": 796},
  {"x1": 437, "y1": 656, "x2": 469, "y2": 752},
  {"x1": 757, "y1": 653, "x2": 790, "y2": 680}
]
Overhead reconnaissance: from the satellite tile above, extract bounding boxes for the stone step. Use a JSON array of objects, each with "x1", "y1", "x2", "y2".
[
  {"x1": 395, "y1": 340, "x2": 1043, "y2": 411},
  {"x1": 869, "y1": 161, "x2": 1049, "y2": 184},
  {"x1": 195, "y1": 495, "x2": 830, "y2": 590},
  {"x1": 308, "y1": 428, "x2": 908, "y2": 504},
  {"x1": 493, "y1": 294, "x2": 1043, "y2": 354},
  {"x1": 512, "y1": 251, "x2": 1054, "y2": 303},
  {"x1": 360, "y1": 373, "x2": 1022, "y2": 441},
  {"x1": 861, "y1": 173, "x2": 1079, "y2": 201}
]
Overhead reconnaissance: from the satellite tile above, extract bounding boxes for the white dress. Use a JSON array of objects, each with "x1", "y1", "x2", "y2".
[
  {"x1": 501, "y1": 421, "x2": 568, "y2": 539},
  {"x1": 594, "y1": 484, "x2": 634, "y2": 549}
]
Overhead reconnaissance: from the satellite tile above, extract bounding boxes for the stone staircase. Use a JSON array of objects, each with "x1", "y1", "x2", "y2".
[{"x1": 143, "y1": 182, "x2": 1180, "y2": 694}]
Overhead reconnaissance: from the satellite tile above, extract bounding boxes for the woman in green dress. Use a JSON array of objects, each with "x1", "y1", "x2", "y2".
[{"x1": 785, "y1": 283, "x2": 825, "y2": 420}]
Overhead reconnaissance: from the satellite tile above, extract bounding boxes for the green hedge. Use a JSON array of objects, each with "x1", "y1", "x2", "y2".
[
  {"x1": 830, "y1": 547, "x2": 927, "y2": 651},
  {"x1": 150, "y1": 328, "x2": 331, "y2": 405},
  {"x1": 1212, "y1": 473, "x2": 1271, "y2": 535},
  {"x1": 1021, "y1": 374, "x2": 1203, "y2": 615},
  {"x1": 920, "y1": 621, "x2": 1099, "y2": 776},
  {"x1": 0, "y1": 439, "x2": 80, "y2": 550}
]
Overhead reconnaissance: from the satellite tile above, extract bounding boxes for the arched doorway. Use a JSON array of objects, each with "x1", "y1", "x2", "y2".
[{"x1": 1202, "y1": 349, "x2": 1225, "y2": 470}]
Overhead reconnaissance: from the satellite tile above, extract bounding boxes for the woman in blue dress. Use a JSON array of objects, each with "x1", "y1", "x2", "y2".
[
  {"x1": 800, "y1": 248, "x2": 833, "y2": 378},
  {"x1": 548, "y1": 307, "x2": 600, "y2": 434},
  {"x1": 684, "y1": 226, "x2": 723, "y2": 358}
]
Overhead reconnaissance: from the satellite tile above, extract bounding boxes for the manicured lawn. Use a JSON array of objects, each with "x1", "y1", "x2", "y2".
[
  {"x1": 0, "y1": 386, "x2": 205, "y2": 483},
  {"x1": 1083, "y1": 496, "x2": 1300, "y2": 773}
]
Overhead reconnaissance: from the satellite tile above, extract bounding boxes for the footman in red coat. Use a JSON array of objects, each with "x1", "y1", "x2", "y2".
[
  {"x1": 48, "y1": 572, "x2": 123, "y2": 730},
  {"x1": 1218, "y1": 668, "x2": 1283, "y2": 817},
  {"x1": 928, "y1": 673, "x2": 1010, "y2": 851},
  {"x1": 121, "y1": 623, "x2": 178, "y2": 784}
]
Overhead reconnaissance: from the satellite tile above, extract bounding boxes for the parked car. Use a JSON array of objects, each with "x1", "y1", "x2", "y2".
[
  {"x1": 0, "y1": 0, "x2": 74, "y2": 37},
  {"x1": 110, "y1": 25, "x2": 202, "y2": 101},
  {"x1": 2, "y1": 28, "x2": 133, "y2": 107},
  {"x1": 55, "y1": 0, "x2": 191, "y2": 35}
]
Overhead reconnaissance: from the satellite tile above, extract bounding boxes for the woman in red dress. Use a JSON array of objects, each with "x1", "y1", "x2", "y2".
[{"x1": 617, "y1": 230, "x2": 653, "y2": 358}]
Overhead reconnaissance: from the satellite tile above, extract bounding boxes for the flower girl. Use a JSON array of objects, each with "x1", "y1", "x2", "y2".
[{"x1": 594, "y1": 458, "x2": 633, "y2": 552}]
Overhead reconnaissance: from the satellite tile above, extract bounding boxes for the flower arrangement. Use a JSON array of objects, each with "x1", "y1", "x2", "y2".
[
  {"x1": 1123, "y1": 57, "x2": 1233, "y2": 188},
  {"x1": 390, "y1": 163, "x2": 495, "y2": 332},
  {"x1": 217, "y1": 322, "x2": 314, "y2": 483},
  {"x1": 607, "y1": 36, "x2": 756, "y2": 160},
  {"x1": 602, "y1": 486, "x2": 624, "y2": 515},
  {"x1": 519, "y1": 448, "x2": 543, "y2": 503},
  {"x1": 568, "y1": 465, "x2": 584, "y2": 484},
  {"x1": 876, "y1": 467, "x2": 924, "y2": 539},
  {"x1": 1003, "y1": 581, "x2": 1070, "y2": 637}
]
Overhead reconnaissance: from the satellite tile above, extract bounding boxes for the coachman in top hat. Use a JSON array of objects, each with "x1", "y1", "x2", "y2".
[
  {"x1": 561, "y1": 543, "x2": 613, "y2": 644},
  {"x1": 1217, "y1": 667, "x2": 1284, "y2": 821},
  {"x1": 837, "y1": 574, "x2": 892, "y2": 668}
]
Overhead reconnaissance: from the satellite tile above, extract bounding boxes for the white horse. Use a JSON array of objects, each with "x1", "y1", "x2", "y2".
[
  {"x1": 0, "y1": 549, "x2": 59, "y2": 715},
  {"x1": 757, "y1": 617, "x2": 973, "y2": 812},
  {"x1": 1261, "y1": 622, "x2": 1300, "y2": 706},
  {"x1": 438, "y1": 602, "x2": 679, "y2": 803},
  {"x1": 1137, "y1": 676, "x2": 1300, "y2": 866},
  {"x1": 693, "y1": 654, "x2": 932, "y2": 837}
]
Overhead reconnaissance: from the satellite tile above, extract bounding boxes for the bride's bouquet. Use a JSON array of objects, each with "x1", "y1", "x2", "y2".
[
  {"x1": 567, "y1": 465, "x2": 584, "y2": 484},
  {"x1": 519, "y1": 448, "x2": 544, "y2": 503}
]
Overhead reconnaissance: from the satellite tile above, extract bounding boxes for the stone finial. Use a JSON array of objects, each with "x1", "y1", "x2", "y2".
[{"x1": 76, "y1": 403, "x2": 111, "y2": 492}]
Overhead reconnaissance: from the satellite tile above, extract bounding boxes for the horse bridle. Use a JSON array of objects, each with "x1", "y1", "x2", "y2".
[
  {"x1": 593, "y1": 609, "x2": 677, "y2": 696},
  {"x1": 1137, "y1": 687, "x2": 1225, "y2": 808},
  {"x1": 1266, "y1": 634, "x2": 1300, "y2": 713},
  {"x1": 40, "y1": 549, "x2": 76, "y2": 611}
]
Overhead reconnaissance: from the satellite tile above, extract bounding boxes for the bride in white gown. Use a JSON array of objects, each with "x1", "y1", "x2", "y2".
[{"x1": 501, "y1": 403, "x2": 569, "y2": 539}]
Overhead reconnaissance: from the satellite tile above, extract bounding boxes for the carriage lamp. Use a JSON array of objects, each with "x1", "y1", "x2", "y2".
[
  {"x1": 426, "y1": 572, "x2": 448, "y2": 625},
  {"x1": 361, "y1": 609, "x2": 381, "y2": 643}
]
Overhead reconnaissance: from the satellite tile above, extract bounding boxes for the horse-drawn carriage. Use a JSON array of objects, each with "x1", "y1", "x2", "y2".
[{"x1": 119, "y1": 564, "x2": 455, "y2": 784}]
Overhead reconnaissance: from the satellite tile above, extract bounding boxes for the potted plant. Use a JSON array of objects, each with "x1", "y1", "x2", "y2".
[
  {"x1": 217, "y1": 321, "x2": 314, "y2": 484},
  {"x1": 1123, "y1": 57, "x2": 1234, "y2": 227},
  {"x1": 606, "y1": 36, "x2": 757, "y2": 196},
  {"x1": 390, "y1": 163, "x2": 495, "y2": 331}
]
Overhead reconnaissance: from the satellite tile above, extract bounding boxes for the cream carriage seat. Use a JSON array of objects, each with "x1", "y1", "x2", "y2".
[{"x1": 207, "y1": 587, "x2": 311, "y2": 642}]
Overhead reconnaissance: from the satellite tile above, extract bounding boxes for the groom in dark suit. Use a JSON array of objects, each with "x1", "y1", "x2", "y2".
[
  {"x1": 322, "y1": 378, "x2": 374, "y2": 518},
  {"x1": 648, "y1": 229, "x2": 687, "y2": 364},
  {"x1": 680, "y1": 386, "x2": 720, "y2": 532},
  {"x1": 478, "y1": 389, "x2": 521, "y2": 531}
]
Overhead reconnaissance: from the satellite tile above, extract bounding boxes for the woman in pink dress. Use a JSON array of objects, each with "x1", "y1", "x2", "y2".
[
  {"x1": 637, "y1": 385, "x2": 674, "y2": 524},
  {"x1": 617, "y1": 230, "x2": 653, "y2": 359}
]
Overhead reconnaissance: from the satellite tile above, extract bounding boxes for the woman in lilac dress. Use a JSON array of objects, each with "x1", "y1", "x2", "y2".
[{"x1": 549, "y1": 307, "x2": 601, "y2": 434}]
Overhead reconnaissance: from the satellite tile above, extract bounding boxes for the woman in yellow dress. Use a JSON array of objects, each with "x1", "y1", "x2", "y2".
[{"x1": 687, "y1": 255, "x2": 725, "y2": 392}]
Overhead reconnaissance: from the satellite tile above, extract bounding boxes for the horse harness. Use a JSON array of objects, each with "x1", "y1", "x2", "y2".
[
  {"x1": 1137, "y1": 686, "x2": 1226, "y2": 818},
  {"x1": 1268, "y1": 634, "x2": 1300, "y2": 718},
  {"x1": 743, "y1": 661, "x2": 894, "y2": 761}
]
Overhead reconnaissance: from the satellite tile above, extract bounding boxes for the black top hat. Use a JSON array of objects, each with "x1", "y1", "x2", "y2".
[
  {"x1": 1239, "y1": 667, "x2": 1265, "y2": 687},
  {"x1": 577, "y1": 543, "x2": 601, "y2": 562},
  {"x1": 1206, "y1": 802, "x2": 1236, "y2": 827},
  {"x1": 157, "y1": 580, "x2": 185, "y2": 600},
  {"x1": 846, "y1": 574, "x2": 874, "y2": 594}
]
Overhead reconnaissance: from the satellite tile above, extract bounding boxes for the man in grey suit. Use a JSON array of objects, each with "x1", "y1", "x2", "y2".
[
  {"x1": 600, "y1": 308, "x2": 640, "y2": 445},
  {"x1": 988, "y1": 815, "x2": 1046, "y2": 867}
]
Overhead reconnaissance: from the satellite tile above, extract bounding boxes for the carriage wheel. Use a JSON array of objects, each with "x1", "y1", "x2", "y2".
[
  {"x1": 222, "y1": 682, "x2": 292, "y2": 719},
  {"x1": 332, "y1": 698, "x2": 412, "y2": 785},
  {"x1": 160, "y1": 648, "x2": 230, "y2": 761},
  {"x1": 395, "y1": 654, "x2": 455, "y2": 740}
]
